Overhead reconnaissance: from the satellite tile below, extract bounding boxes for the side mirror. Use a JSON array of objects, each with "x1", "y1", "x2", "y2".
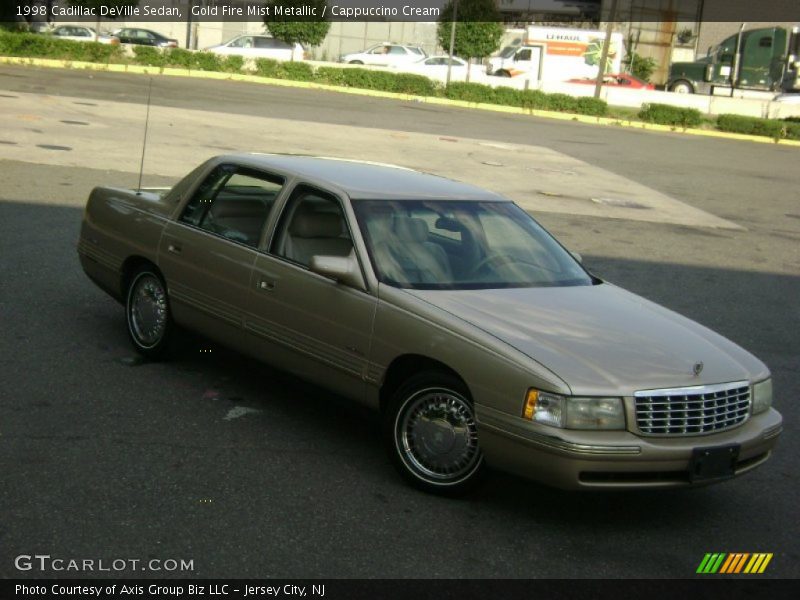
[
  {"x1": 309, "y1": 254, "x2": 366, "y2": 292},
  {"x1": 570, "y1": 251, "x2": 583, "y2": 264}
]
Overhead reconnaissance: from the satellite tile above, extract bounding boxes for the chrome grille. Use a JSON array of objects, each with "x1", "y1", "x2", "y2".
[{"x1": 634, "y1": 381, "x2": 750, "y2": 436}]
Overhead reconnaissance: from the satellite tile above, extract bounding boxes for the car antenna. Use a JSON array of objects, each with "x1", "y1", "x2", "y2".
[{"x1": 136, "y1": 77, "x2": 153, "y2": 195}]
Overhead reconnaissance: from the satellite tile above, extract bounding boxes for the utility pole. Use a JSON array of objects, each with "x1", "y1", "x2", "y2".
[
  {"x1": 594, "y1": 0, "x2": 619, "y2": 99},
  {"x1": 445, "y1": 0, "x2": 459, "y2": 88}
]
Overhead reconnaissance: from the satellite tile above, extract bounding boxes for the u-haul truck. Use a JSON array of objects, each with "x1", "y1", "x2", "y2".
[{"x1": 487, "y1": 26, "x2": 624, "y2": 83}]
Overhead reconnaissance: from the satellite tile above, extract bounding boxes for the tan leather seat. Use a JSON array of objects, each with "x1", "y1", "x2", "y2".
[
  {"x1": 374, "y1": 217, "x2": 452, "y2": 284},
  {"x1": 206, "y1": 199, "x2": 269, "y2": 246},
  {"x1": 284, "y1": 211, "x2": 352, "y2": 266}
]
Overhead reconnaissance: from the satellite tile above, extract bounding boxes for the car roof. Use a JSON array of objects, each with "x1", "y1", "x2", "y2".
[{"x1": 220, "y1": 154, "x2": 506, "y2": 201}]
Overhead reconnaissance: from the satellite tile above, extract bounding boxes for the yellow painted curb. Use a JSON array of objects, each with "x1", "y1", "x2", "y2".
[{"x1": 3, "y1": 56, "x2": 799, "y2": 148}]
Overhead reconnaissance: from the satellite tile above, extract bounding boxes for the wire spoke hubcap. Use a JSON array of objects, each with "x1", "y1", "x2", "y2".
[
  {"x1": 399, "y1": 389, "x2": 480, "y2": 482},
  {"x1": 130, "y1": 275, "x2": 167, "y2": 347}
]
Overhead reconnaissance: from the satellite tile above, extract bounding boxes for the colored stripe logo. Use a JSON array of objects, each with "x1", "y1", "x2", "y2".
[{"x1": 697, "y1": 553, "x2": 773, "y2": 574}]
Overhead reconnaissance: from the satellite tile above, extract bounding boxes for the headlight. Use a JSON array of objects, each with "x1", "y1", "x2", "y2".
[
  {"x1": 752, "y1": 378, "x2": 772, "y2": 414},
  {"x1": 523, "y1": 389, "x2": 625, "y2": 430},
  {"x1": 524, "y1": 390, "x2": 564, "y2": 427}
]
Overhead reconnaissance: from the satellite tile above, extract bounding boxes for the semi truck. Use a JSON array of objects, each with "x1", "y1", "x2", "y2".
[
  {"x1": 667, "y1": 26, "x2": 800, "y2": 94},
  {"x1": 486, "y1": 26, "x2": 624, "y2": 83}
]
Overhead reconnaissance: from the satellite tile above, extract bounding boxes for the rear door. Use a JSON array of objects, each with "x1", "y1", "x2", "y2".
[{"x1": 158, "y1": 164, "x2": 285, "y2": 351}]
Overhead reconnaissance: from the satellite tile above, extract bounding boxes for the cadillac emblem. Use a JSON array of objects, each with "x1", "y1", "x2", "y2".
[{"x1": 693, "y1": 361, "x2": 704, "y2": 376}]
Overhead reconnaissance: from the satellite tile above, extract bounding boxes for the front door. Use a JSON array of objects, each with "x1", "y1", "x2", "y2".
[{"x1": 246, "y1": 184, "x2": 377, "y2": 400}]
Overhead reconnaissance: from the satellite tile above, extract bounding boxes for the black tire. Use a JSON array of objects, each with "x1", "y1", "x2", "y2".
[
  {"x1": 495, "y1": 70, "x2": 511, "y2": 77},
  {"x1": 349, "y1": 60, "x2": 364, "y2": 65},
  {"x1": 384, "y1": 371, "x2": 484, "y2": 495},
  {"x1": 125, "y1": 265, "x2": 174, "y2": 360}
]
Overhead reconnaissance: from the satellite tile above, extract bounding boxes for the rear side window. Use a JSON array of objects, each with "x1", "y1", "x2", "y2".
[{"x1": 180, "y1": 165, "x2": 284, "y2": 248}]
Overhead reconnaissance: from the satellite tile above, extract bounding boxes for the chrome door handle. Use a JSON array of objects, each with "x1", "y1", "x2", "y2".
[
  {"x1": 259, "y1": 280, "x2": 275, "y2": 291},
  {"x1": 167, "y1": 244, "x2": 182, "y2": 254}
]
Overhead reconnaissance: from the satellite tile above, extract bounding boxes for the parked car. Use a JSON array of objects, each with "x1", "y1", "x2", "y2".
[
  {"x1": 340, "y1": 43, "x2": 426, "y2": 67},
  {"x1": 391, "y1": 55, "x2": 470, "y2": 81},
  {"x1": 112, "y1": 28, "x2": 178, "y2": 48},
  {"x1": 206, "y1": 35, "x2": 304, "y2": 62},
  {"x1": 567, "y1": 73, "x2": 655, "y2": 89},
  {"x1": 78, "y1": 154, "x2": 782, "y2": 494},
  {"x1": 50, "y1": 25, "x2": 119, "y2": 45}
]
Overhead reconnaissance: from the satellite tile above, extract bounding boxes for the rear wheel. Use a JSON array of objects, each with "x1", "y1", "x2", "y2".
[
  {"x1": 125, "y1": 266, "x2": 174, "y2": 360},
  {"x1": 384, "y1": 371, "x2": 484, "y2": 494},
  {"x1": 670, "y1": 80, "x2": 694, "y2": 94}
]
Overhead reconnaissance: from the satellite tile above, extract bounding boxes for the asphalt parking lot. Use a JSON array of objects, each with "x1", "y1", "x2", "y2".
[{"x1": 0, "y1": 65, "x2": 798, "y2": 579}]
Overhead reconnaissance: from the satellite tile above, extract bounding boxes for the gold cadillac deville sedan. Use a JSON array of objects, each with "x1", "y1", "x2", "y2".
[{"x1": 78, "y1": 154, "x2": 782, "y2": 493}]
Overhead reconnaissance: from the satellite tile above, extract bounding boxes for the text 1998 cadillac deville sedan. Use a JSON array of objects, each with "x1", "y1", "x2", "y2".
[{"x1": 78, "y1": 154, "x2": 782, "y2": 493}]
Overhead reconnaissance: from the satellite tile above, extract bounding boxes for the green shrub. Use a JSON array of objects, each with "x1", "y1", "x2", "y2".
[
  {"x1": 545, "y1": 93, "x2": 579, "y2": 113},
  {"x1": 491, "y1": 86, "x2": 523, "y2": 107},
  {"x1": 0, "y1": 32, "x2": 122, "y2": 62},
  {"x1": 638, "y1": 103, "x2": 702, "y2": 128},
  {"x1": 519, "y1": 89, "x2": 551, "y2": 111},
  {"x1": 221, "y1": 55, "x2": 244, "y2": 73},
  {"x1": 444, "y1": 82, "x2": 494, "y2": 103},
  {"x1": 254, "y1": 58, "x2": 279, "y2": 77},
  {"x1": 314, "y1": 66, "x2": 347, "y2": 86},
  {"x1": 132, "y1": 45, "x2": 165, "y2": 67},
  {"x1": 625, "y1": 51, "x2": 657, "y2": 82},
  {"x1": 574, "y1": 96, "x2": 609, "y2": 116},
  {"x1": 190, "y1": 51, "x2": 222, "y2": 71},
  {"x1": 339, "y1": 68, "x2": 391, "y2": 90},
  {"x1": 278, "y1": 61, "x2": 314, "y2": 81},
  {"x1": 391, "y1": 73, "x2": 438, "y2": 95},
  {"x1": 163, "y1": 47, "x2": 193, "y2": 68},
  {"x1": 716, "y1": 113, "x2": 800, "y2": 141}
]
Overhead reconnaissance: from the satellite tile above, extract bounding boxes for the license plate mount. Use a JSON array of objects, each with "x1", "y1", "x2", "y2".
[{"x1": 690, "y1": 444, "x2": 740, "y2": 482}]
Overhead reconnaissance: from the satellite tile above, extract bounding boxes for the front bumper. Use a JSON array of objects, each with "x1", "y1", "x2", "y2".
[{"x1": 476, "y1": 404, "x2": 783, "y2": 489}]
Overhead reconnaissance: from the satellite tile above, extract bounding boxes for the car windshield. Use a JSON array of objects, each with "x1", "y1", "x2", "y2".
[
  {"x1": 499, "y1": 45, "x2": 517, "y2": 58},
  {"x1": 352, "y1": 200, "x2": 593, "y2": 290}
]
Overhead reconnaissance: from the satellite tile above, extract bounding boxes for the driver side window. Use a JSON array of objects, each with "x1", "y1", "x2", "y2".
[{"x1": 271, "y1": 186, "x2": 353, "y2": 268}]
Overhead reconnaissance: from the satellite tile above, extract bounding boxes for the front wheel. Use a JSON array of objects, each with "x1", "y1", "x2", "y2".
[
  {"x1": 670, "y1": 80, "x2": 694, "y2": 94},
  {"x1": 125, "y1": 266, "x2": 174, "y2": 360},
  {"x1": 384, "y1": 372, "x2": 484, "y2": 494}
]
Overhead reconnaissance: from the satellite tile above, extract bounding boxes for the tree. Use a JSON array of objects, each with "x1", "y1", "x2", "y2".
[
  {"x1": 264, "y1": 0, "x2": 331, "y2": 60},
  {"x1": 65, "y1": 1, "x2": 140, "y2": 41},
  {"x1": 437, "y1": 0, "x2": 504, "y2": 79}
]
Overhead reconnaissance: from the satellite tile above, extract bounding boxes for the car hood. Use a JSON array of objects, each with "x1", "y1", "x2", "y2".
[{"x1": 406, "y1": 283, "x2": 766, "y2": 396}]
